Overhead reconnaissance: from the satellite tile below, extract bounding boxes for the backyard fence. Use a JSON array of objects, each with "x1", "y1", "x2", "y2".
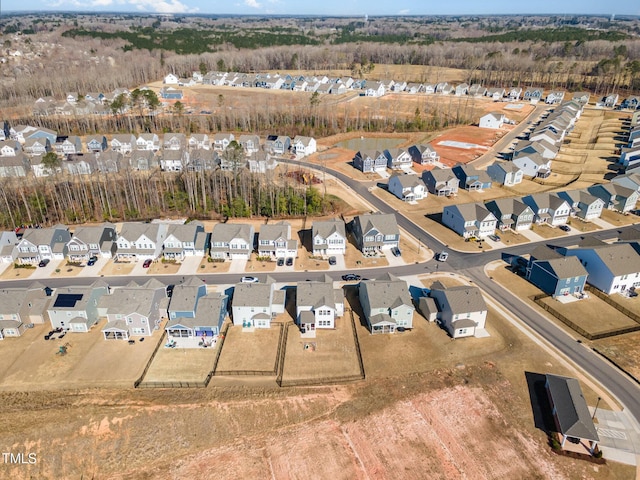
[
  {"x1": 584, "y1": 285, "x2": 640, "y2": 326},
  {"x1": 133, "y1": 330, "x2": 167, "y2": 388}
]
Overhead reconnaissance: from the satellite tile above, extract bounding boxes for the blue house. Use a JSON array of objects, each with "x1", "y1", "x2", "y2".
[
  {"x1": 167, "y1": 276, "x2": 207, "y2": 319},
  {"x1": 160, "y1": 87, "x2": 184, "y2": 100},
  {"x1": 452, "y1": 164, "x2": 492, "y2": 191},
  {"x1": 165, "y1": 293, "x2": 228, "y2": 339},
  {"x1": 525, "y1": 246, "x2": 588, "y2": 298}
]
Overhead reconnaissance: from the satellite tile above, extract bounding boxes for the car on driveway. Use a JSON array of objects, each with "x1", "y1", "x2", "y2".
[
  {"x1": 277, "y1": 257, "x2": 284, "y2": 267},
  {"x1": 391, "y1": 247, "x2": 402, "y2": 257},
  {"x1": 87, "y1": 256, "x2": 98, "y2": 266},
  {"x1": 38, "y1": 259, "x2": 50, "y2": 267},
  {"x1": 142, "y1": 259, "x2": 153, "y2": 268},
  {"x1": 328, "y1": 256, "x2": 337, "y2": 266},
  {"x1": 488, "y1": 234, "x2": 501, "y2": 242},
  {"x1": 342, "y1": 274, "x2": 361, "y2": 281},
  {"x1": 241, "y1": 276, "x2": 259, "y2": 283},
  {"x1": 285, "y1": 257, "x2": 294, "y2": 266},
  {"x1": 559, "y1": 225, "x2": 571, "y2": 232}
]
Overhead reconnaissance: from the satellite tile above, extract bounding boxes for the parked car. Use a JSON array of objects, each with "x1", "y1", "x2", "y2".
[
  {"x1": 87, "y1": 256, "x2": 98, "y2": 266},
  {"x1": 436, "y1": 251, "x2": 448, "y2": 262},
  {"x1": 166, "y1": 284, "x2": 175, "y2": 297},
  {"x1": 277, "y1": 257, "x2": 285, "y2": 267},
  {"x1": 241, "y1": 276, "x2": 259, "y2": 283},
  {"x1": 285, "y1": 257, "x2": 294, "y2": 266},
  {"x1": 391, "y1": 247, "x2": 402, "y2": 257},
  {"x1": 488, "y1": 234, "x2": 501, "y2": 242},
  {"x1": 142, "y1": 259, "x2": 153, "y2": 268},
  {"x1": 559, "y1": 225, "x2": 571, "y2": 232},
  {"x1": 342, "y1": 274, "x2": 361, "y2": 281},
  {"x1": 38, "y1": 259, "x2": 50, "y2": 267},
  {"x1": 396, "y1": 327, "x2": 407, "y2": 332},
  {"x1": 328, "y1": 256, "x2": 337, "y2": 266}
]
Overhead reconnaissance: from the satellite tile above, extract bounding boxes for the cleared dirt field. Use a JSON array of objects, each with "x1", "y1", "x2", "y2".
[
  {"x1": 530, "y1": 223, "x2": 568, "y2": 239},
  {"x1": 601, "y1": 209, "x2": 639, "y2": 227}
]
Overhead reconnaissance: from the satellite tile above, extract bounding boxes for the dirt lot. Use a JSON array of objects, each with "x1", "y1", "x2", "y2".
[
  {"x1": 49, "y1": 260, "x2": 83, "y2": 277},
  {"x1": 530, "y1": 223, "x2": 568, "y2": 239},
  {"x1": 601, "y1": 209, "x2": 639, "y2": 227},
  {"x1": 146, "y1": 260, "x2": 181, "y2": 275},
  {"x1": 143, "y1": 344, "x2": 217, "y2": 384},
  {"x1": 567, "y1": 217, "x2": 601, "y2": 233},
  {"x1": 215, "y1": 323, "x2": 283, "y2": 373}
]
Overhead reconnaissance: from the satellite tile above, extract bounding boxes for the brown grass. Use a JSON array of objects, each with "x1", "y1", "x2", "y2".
[
  {"x1": 0, "y1": 264, "x2": 35, "y2": 279},
  {"x1": 99, "y1": 260, "x2": 135, "y2": 277},
  {"x1": 147, "y1": 260, "x2": 181, "y2": 275}
]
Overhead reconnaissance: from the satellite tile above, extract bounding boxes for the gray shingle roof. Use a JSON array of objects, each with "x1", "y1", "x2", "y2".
[
  {"x1": 593, "y1": 243, "x2": 640, "y2": 276},
  {"x1": 354, "y1": 213, "x2": 399, "y2": 237},
  {"x1": 360, "y1": 275, "x2": 412, "y2": 310},
  {"x1": 431, "y1": 285, "x2": 486, "y2": 315},
  {"x1": 313, "y1": 219, "x2": 345, "y2": 240},
  {"x1": 297, "y1": 278, "x2": 338, "y2": 309},
  {"x1": 233, "y1": 283, "x2": 273, "y2": 307},
  {"x1": 212, "y1": 223, "x2": 253, "y2": 243},
  {"x1": 537, "y1": 256, "x2": 588, "y2": 279},
  {"x1": 546, "y1": 374, "x2": 599, "y2": 442},
  {"x1": 259, "y1": 222, "x2": 291, "y2": 242}
]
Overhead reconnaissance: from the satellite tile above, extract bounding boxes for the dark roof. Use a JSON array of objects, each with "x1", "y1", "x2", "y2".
[
  {"x1": 53, "y1": 293, "x2": 83, "y2": 308},
  {"x1": 545, "y1": 374, "x2": 599, "y2": 442}
]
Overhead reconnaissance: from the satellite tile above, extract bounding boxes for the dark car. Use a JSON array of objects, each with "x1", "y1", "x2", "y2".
[
  {"x1": 285, "y1": 257, "x2": 294, "y2": 267},
  {"x1": 277, "y1": 257, "x2": 285, "y2": 267},
  {"x1": 392, "y1": 247, "x2": 401, "y2": 257},
  {"x1": 87, "y1": 256, "x2": 98, "y2": 266},
  {"x1": 488, "y1": 234, "x2": 501, "y2": 242},
  {"x1": 559, "y1": 225, "x2": 571, "y2": 232},
  {"x1": 342, "y1": 274, "x2": 361, "y2": 281},
  {"x1": 328, "y1": 256, "x2": 337, "y2": 265},
  {"x1": 142, "y1": 259, "x2": 153, "y2": 268},
  {"x1": 38, "y1": 259, "x2": 50, "y2": 267},
  {"x1": 166, "y1": 284, "x2": 175, "y2": 297},
  {"x1": 396, "y1": 327, "x2": 407, "y2": 332}
]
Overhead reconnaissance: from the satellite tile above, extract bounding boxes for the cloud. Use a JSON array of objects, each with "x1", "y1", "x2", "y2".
[
  {"x1": 47, "y1": 0, "x2": 197, "y2": 12},
  {"x1": 244, "y1": 0, "x2": 261, "y2": 8},
  {"x1": 398, "y1": 9, "x2": 410, "y2": 14},
  {"x1": 91, "y1": 0, "x2": 114, "y2": 6}
]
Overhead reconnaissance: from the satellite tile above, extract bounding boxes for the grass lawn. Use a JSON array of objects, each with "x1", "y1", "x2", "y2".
[
  {"x1": 601, "y1": 209, "x2": 639, "y2": 227},
  {"x1": 143, "y1": 346, "x2": 217, "y2": 383},
  {"x1": 215, "y1": 322, "x2": 282, "y2": 374},
  {"x1": 530, "y1": 223, "x2": 567, "y2": 239},
  {"x1": 0, "y1": 264, "x2": 35, "y2": 280},
  {"x1": 595, "y1": 331, "x2": 640, "y2": 380}
]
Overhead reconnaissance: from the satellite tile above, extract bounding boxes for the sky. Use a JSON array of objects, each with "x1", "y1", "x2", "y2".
[{"x1": 0, "y1": 0, "x2": 638, "y2": 16}]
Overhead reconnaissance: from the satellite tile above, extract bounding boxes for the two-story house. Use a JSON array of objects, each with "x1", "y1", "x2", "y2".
[
  {"x1": 292, "y1": 136, "x2": 317, "y2": 156},
  {"x1": 162, "y1": 221, "x2": 207, "y2": 260},
  {"x1": 311, "y1": 219, "x2": 347, "y2": 257},
  {"x1": 422, "y1": 168, "x2": 460, "y2": 196},
  {"x1": 384, "y1": 148, "x2": 413, "y2": 170},
  {"x1": 257, "y1": 221, "x2": 298, "y2": 260},
  {"x1": 163, "y1": 133, "x2": 186, "y2": 151},
  {"x1": 351, "y1": 213, "x2": 400, "y2": 253},
  {"x1": 115, "y1": 222, "x2": 168, "y2": 261},
  {"x1": 66, "y1": 223, "x2": 117, "y2": 262},
  {"x1": 213, "y1": 133, "x2": 235, "y2": 152},
  {"x1": 14, "y1": 225, "x2": 71, "y2": 265},
  {"x1": 22, "y1": 137, "x2": 51, "y2": 156},
  {"x1": 110, "y1": 134, "x2": 137, "y2": 154},
  {"x1": 296, "y1": 275, "x2": 344, "y2": 335},
  {"x1": 587, "y1": 183, "x2": 639, "y2": 213},
  {"x1": 167, "y1": 276, "x2": 207, "y2": 320},
  {"x1": 54, "y1": 136, "x2": 83, "y2": 156},
  {"x1": 48, "y1": 281, "x2": 109, "y2": 332},
  {"x1": 0, "y1": 285, "x2": 50, "y2": 338},
  {"x1": 231, "y1": 278, "x2": 286, "y2": 329},
  {"x1": 479, "y1": 112, "x2": 505, "y2": 129},
  {"x1": 512, "y1": 151, "x2": 552, "y2": 178},
  {"x1": 522, "y1": 193, "x2": 571, "y2": 226},
  {"x1": 210, "y1": 223, "x2": 254, "y2": 260},
  {"x1": 238, "y1": 135, "x2": 261, "y2": 156},
  {"x1": 166, "y1": 292, "x2": 228, "y2": 340},
  {"x1": 484, "y1": 198, "x2": 534, "y2": 231},
  {"x1": 359, "y1": 273, "x2": 414, "y2": 334},
  {"x1": 526, "y1": 247, "x2": 588, "y2": 298},
  {"x1": 408, "y1": 143, "x2": 440, "y2": 165},
  {"x1": 429, "y1": 283, "x2": 487, "y2": 338},
  {"x1": 486, "y1": 161, "x2": 523, "y2": 186},
  {"x1": 442, "y1": 203, "x2": 498, "y2": 239},
  {"x1": 387, "y1": 174, "x2": 427, "y2": 202},
  {"x1": 188, "y1": 133, "x2": 211, "y2": 150},
  {"x1": 557, "y1": 189, "x2": 605, "y2": 221},
  {"x1": 136, "y1": 133, "x2": 160, "y2": 152},
  {"x1": 86, "y1": 135, "x2": 108, "y2": 153},
  {"x1": 353, "y1": 149, "x2": 388, "y2": 173},
  {"x1": 452, "y1": 164, "x2": 493, "y2": 191}
]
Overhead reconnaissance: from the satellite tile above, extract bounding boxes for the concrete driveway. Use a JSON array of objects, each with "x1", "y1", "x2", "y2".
[
  {"x1": 592, "y1": 407, "x2": 640, "y2": 466},
  {"x1": 178, "y1": 255, "x2": 202, "y2": 276}
]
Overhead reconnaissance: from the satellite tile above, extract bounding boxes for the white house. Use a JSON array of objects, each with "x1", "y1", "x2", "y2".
[
  {"x1": 312, "y1": 219, "x2": 346, "y2": 257},
  {"x1": 231, "y1": 278, "x2": 285, "y2": 329},
  {"x1": 479, "y1": 112, "x2": 505, "y2": 129},
  {"x1": 387, "y1": 174, "x2": 426, "y2": 202},
  {"x1": 442, "y1": 203, "x2": 498, "y2": 239},
  {"x1": 296, "y1": 276, "x2": 344, "y2": 335},
  {"x1": 292, "y1": 136, "x2": 317, "y2": 156},
  {"x1": 163, "y1": 73, "x2": 179, "y2": 85},
  {"x1": 429, "y1": 283, "x2": 488, "y2": 338},
  {"x1": 115, "y1": 222, "x2": 168, "y2": 261},
  {"x1": 257, "y1": 221, "x2": 298, "y2": 259},
  {"x1": 486, "y1": 161, "x2": 523, "y2": 186}
]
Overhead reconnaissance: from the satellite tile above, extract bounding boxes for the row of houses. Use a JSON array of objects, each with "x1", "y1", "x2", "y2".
[
  {"x1": 442, "y1": 183, "x2": 639, "y2": 239},
  {"x1": 619, "y1": 121, "x2": 640, "y2": 172},
  {"x1": 353, "y1": 143, "x2": 440, "y2": 173},
  {"x1": 1, "y1": 212, "x2": 401, "y2": 266},
  {"x1": 0, "y1": 272, "x2": 488, "y2": 342}
]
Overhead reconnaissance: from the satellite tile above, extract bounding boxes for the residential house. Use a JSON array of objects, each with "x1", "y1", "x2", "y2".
[
  {"x1": 213, "y1": 133, "x2": 235, "y2": 152},
  {"x1": 353, "y1": 149, "x2": 388, "y2": 173},
  {"x1": 247, "y1": 151, "x2": 277, "y2": 173},
  {"x1": 63, "y1": 153, "x2": 97, "y2": 175},
  {"x1": 522, "y1": 193, "x2": 571, "y2": 226},
  {"x1": 430, "y1": 282, "x2": 488, "y2": 338},
  {"x1": 14, "y1": 226, "x2": 71, "y2": 265},
  {"x1": 292, "y1": 136, "x2": 317, "y2": 156},
  {"x1": 86, "y1": 135, "x2": 107, "y2": 153},
  {"x1": 166, "y1": 293, "x2": 228, "y2": 340},
  {"x1": 100, "y1": 279, "x2": 167, "y2": 339},
  {"x1": 159, "y1": 87, "x2": 183, "y2": 100},
  {"x1": 452, "y1": 164, "x2": 493, "y2": 191},
  {"x1": 387, "y1": 174, "x2": 427, "y2": 202},
  {"x1": 110, "y1": 134, "x2": 137, "y2": 154},
  {"x1": 572, "y1": 92, "x2": 591, "y2": 105},
  {"x1": 612, "y1": 173, "x2": 640, "y2": 194},
  {"x1": 188, "y1": 133, "x2": 210, "y2": 150},
  {"x1": 601, "y1": 94, "x2": 619, "y2": 108},
  {"x1": 523, "y1": 87, "x2": 544, "y2": 103},
  {"x1": 621, "y1": 96, "x2": 640, "y2": 110},
  {"x1": 22, "y1": 137, "x2": 51, "y2": 156},
  {"x1": 455, "y1": 83, "x2": 469, "y2": 96},
  {"x1": 163, "y1": 133, "x2": 186, "y2": 151},
  {"x1": 560, "y1": 243, "x2": 640, "y2": 295},
  {"x1": 0, "y1": 140, "x2": 21, "y2": 156},
  {"x1": 231, "y1": 278, "x2": 285, "y2": 328},
  {"x1": 442, "y1": 203, "x2": 498, "y2": 239},
  {"x1": 296, "y1": 276, "x2": 344, "y2": 334},
  {"x1": 529, "y1": 128, "x2": 563, "y2": 146},
  {"x1": 469, "y1": 84, "x2": 487, "y2": 97},
  {"x1": 486, "y1": 161, "x2": 523, "y2": 186},
  {"x1": 421, "y1": 167, "x2": 459, "y2": 196},
  {"x1": 359, "y1": 273, "x2": 414, "y2": 334},
  {"x1": 486, "y1": 88, "x2": 505, "y2": 101},
  {"x1": 423, "y1": 84, "x2": 436, "y2": 94},
  {"x1": 186, "y1": 150, "x2": 217, "y2": 172},
  {"x1": 512, "y1": 151, "x2": 552, "y2": 178},
  {"x1": 167, "y1": 277, "x2": 207, "y2": 320},
  {"x1": 311, "y1": 218, "x2": 347, "y2": 257},
  {"x1": 66, "y1": 223, "x2": 117, "y2": 262},
  {"x1": 163, "y1": 73, "x2": 179, "y2": 84},
  {"x1": 557, "y1": 189, "x2": 605, "y2": 221},
  {"x1": 351, "y1": 213, "x2": 400, "y2": 253},
  {"x1": 11, "y1": 125, "x2": 56, "y2": 144},
  {"x1": 265, "y1": 135, "x2": 290, "y2": 156},
  {"x1": 115, "y1": 222, "x2": 168, "y2": 261},
  {"x1": 479, "y1": 112, "x2": 505, "y2": 129},
  {"x1": 384, "y1": 148, "x2": 413, "y2": 170},
  {"x1": 0, "y1": 285, "x2": 50, "y2": 338},
  {"x1": 162, "y1": 221, "x2": 207, "y2": 260},
  {"x1": 0, "y1": 230, "x2": 18, "y2": 263},
  {"x1": 527, "y1": 253, "x2": 588, "y2": 298},
  {"x1": 0, "y1": 153, "x2": 31, "y2": 177},
  {"x1": 587, "y1": 183, "x2": 639, "y2": 213},
  {"x1": 54, "y1": 136, "x2": 82, "y2": 156},
  {"x1": 507, "y1": 87, "x2": 522, "y2": 101},
  {"x1": 48, "y1": 281, "x2": 109, "y2": 332},
  {"x1": 159, "y1": 148, "x2": 189, "y2": 172},
  {"x1": 546, "y1": 91, "x2": 565, "y2": 104},
  {"x1": 257, "y1": 221, "x2": 297, "y2": 259},
  {"x1": 238, "y1": 135, "x2": 260, "y2": 155},
  {"x1": 545, "y1": 374, "x2": 600, "y2": 454},
  {"x1": 210, "y1": 223, "x2": 254, "y2": 260},
  {"x1": 514, "y1": 140, "x2": 558, "y2": 160},
  {"x1": 484, "y1": 198, "x2": 534, "y2": 231},
  {"x1": 29, "y1": 154, "x2": 55, "y2": 178},
  {"x1": 95, "y1": 150, "x2": 123, "y2": 173},
  {"x1": 408, "y1": 143, "x2": 440, "y2": 165},
  {"x1": 363, "y1": 82, "x2": 385, "y2": 97},
  {"x1": 136, "y1": 133, "x2": 160, "y2": 151}
]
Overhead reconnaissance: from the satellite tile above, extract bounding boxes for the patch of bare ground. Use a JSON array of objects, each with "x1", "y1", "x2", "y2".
[
  {"x1": 595, "y1": 331, "x2": 640, "y2": 381},
  {"x1": 146, "y1": 260, "x2": 181, "y2": 275},
  {"x1": 600, "y1": 209, "x2": 639, "y2": 227},
  {"x1": 99, "y1": 260, "x2": 135, "y2": 277}
]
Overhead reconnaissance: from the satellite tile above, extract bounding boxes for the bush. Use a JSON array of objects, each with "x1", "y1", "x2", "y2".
[
  {"x1": 13, "y1": 263, "x2": 36, "y2": 269},
  {"x1": 594, "y1": 449, "x2": 603, "y2": 458},
  {"x1": 550, "y1": 436, "x2": 561, "y2": 451}
]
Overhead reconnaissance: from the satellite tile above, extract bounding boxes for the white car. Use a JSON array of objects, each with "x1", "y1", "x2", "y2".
[
  {"x1": 240, "y1": 276, "x2": 259, "y2": 283},
  {"x1": 436, "y1": 251, "x2": 448, "y2": 262}
]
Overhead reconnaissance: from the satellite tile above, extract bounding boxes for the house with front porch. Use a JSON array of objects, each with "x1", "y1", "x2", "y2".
[
  {"x1": 353, "y1": 149, "x2": 388, "y2": 173},
  {"x1": 100, "y1": 279, "x2": 167, "y2": 339},
  {"x1": 422, "y1": 168, "x2": 459, "y2": 196},
  {"x1": 114, "y1": 222, "x2": 167, "y2": 261},
  {"x1": 48, "y1": 281, "x2": 109, "y2": 332},
  {"x1": 429, "y1": 283, "x2": 487, "y2": 338},
  {"x1": 486, "y1": 88, "x2": 506, "y2": 101},
  {"x1": 257, "y1": 221, "x2": 297, "y2": 259},
  {"x1": 408, "y1": 143, "x2": 440, "y2": 165},
  {"x1": 111, "y1": 134, "x2": 137, "y2": 154},
  {"x1": 452, "y1": 164, "x2": 493, "y2": 191},
  {"x1": 22, "y1": 137, "x2": 51, "y2": 156},
  {"x1": 384, "y1": 148, "x2": 413, "y2": 170},
  {"x1": 587, "y1": 183, "x2": 639, "y2": 213},
  {"x1": 128, "y1": 150, "x2": 158, "y2": 171},
  {"x1": 486, "y1": 161, "x2": 523, "y2": 186},
  {"x1": 136, "y1": 133, "x2": 160, "y2": 151},
  {"x1": 485, "y1": 198, "x2": 534, "y2": 231},
  {"x1": 312, "y1": 218, "x2": 346, "y2": 257},
  {"x1": 86, "y1": 135, "x2": 107, "y2": 153},
  {"x1": 296, "y1": 276, "x2": 344, "y2": 335},
  {"x1": 351, "y1": 213, "x2": 400, "y2": 253},
  {"x1": 442, "y1": 203, "x2": 498, "y2": 239},
  {"x1": 572, "y1": 92, "x2": 591, "y2": 105},
  {"x1": 188, "y1": 133, "x2": 210, "y2": 150},
  {"x1": 163, "y1": 133, "x2": 186, "y2": 151},
  {"x1": 95, "y1": 150, "x2": 123, "y2": 173},
  {"x1": 167, "y1": 277, "x2": 207, "y2": 320},
  {"x1": 166, "y1": 293, "x2": 228, "y2": 340},
  {"x1": 292, "y1": 136, "x2": 317, "y2": 156},
  {"x1": 469, "y1": 84, "x2": 487, "y2": 97},
  {"x1": 522, "y1": 193, "x2": 571, "y2": 226},
  {"x1": 387, "y1": 174, "x2": 427, "y2": 202},
  {"x1": 66, "y1": 223, "x2": 117, "y2": 262},
  {"x1": 213, "y1": 133, "x2": 235, "y2": 152},
  {"x1": 231, "y1": 278, "x2": 285, "y2": 329},
  {"x1": 523, "y1": 87, "x2": 544, "y2": 103},
  {"x1": 54, "y1": 136, "x2": 82, "y2": 156},
  {"x1": 557, "y1": 189, "x2": 605, "y2": 221},
  {"x1": 14, "y1": 226, "x2": 71, "y2": 265},
  {"x1": 507, "y1": 87, "x2": 522, "y2": 101},
  {"x1": 210, "y1": 223, "x2": 254, "y2": 260},
  {"x1": 162, "y1": 221, "x2": 207, "y2": 260},
  {"x1": 159, "y1": 148, "x2": 189, "y2": 172},
  {"x1": 0, "y1": 140, "x2": 22, "y2": 157},
  {"x1": 359, "y1": 273, "x2": 414, "y2": 334}
]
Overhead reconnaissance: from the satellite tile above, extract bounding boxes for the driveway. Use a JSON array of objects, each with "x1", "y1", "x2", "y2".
[
  {"x1": 178, "y1": 255, "x2": 202, "y2": 276},
  {"x1": 592, "y1": 407, "x2": 640, "y2": 466},
  {"x1": 384, "y1": 249, "x2": 405, "y2": 267},
  {"x1": 327, "y1": 255, "x2": 346, "y2": 271}
]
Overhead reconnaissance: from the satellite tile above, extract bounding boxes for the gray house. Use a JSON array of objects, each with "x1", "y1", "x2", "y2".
[
  {"x1": 484, "y1": 198, "x2": 534, "y2": 232},
  {"x1": 486, "y1": 161, "x2": 523, "y2": 186},
  {"x1": 210, "y1": 223, "x2": 254, "y2": 260},
  {"x1": 166, "y1": 293, "x2": 228, "y2": 340},
  {"x1": 258, "y1": 221, "x2": 298, "y2": 259},
  {"x1": 14, "y1": 225, "x2": 71, "y2": 265},
  {"x1": 557, "y1": 189, "x2": 605, "y2": 221},
  {"x1": 167, "y1": 276, "x2": 207, "y2": 320},
  {"x1": 66, "y1": 223, "x2": 117, "y2": 262},
  {"x1": 429, "y1": 283, "x2": 487, "y2": 338},
  {"x1": 442, "y1": 203, "x2": 498, "y2": 239},
  {"x1": 0, "y1": 285, "x2": 50, "y2": 338},
  {"x1": 422, "y1": 168, "x2": 460, "y2": 196},
  {"x1": 359, "y1": 273, "x2": 414, "y2": 334},
  {"x1": 351, "y1": 213, "x2": 400, "y2": 253},
  {"x1": 48, "y1": 281, "x2": 109, "y2": 332},
  {"x1": 162, "y1": 221, "x2": 207, "y2": 260},
  {"x1": 353, "y1": 149, "x2": 388, "y2": 173},
  {"x1": 408, "y1": 144, "x2": 440, "y2": 165}
]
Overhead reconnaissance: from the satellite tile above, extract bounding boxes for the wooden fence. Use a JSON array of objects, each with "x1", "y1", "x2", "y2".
[{"x1": 133, "y1": 330, "x2": 167, "y2": 388}]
